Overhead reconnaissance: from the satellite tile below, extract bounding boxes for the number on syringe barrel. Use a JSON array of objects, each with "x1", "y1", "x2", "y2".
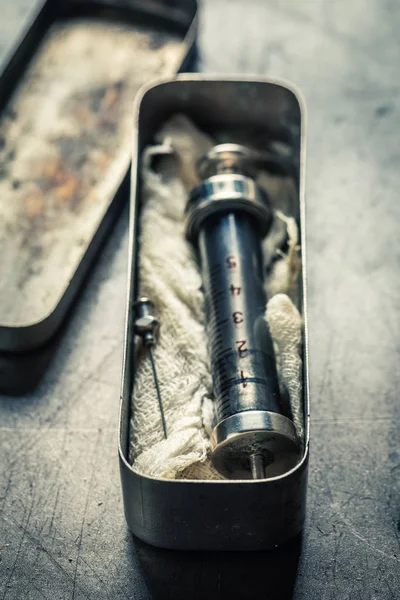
[
  {"x1": 213, "y1": 349, "x2": 273, "y2": 394},
  {"x1": 208, "y1": 255, "x2": 268, "y2": 397}
]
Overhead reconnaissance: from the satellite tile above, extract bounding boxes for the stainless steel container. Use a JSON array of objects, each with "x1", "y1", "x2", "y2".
[
  {"x1": 0, "y1": 0, "x2": 197, "y2": 354},
  {"x1": 119, "y1": 75, "x2": 309, "y2": 551}
]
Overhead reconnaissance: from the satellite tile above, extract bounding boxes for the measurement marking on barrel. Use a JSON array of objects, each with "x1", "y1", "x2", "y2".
[
  {"x1": 210, "y1": 263, "x2": 223, "y2": 273},
  {"x1": 218, "y1": 376, "x2": 276, "y2": 394},
  {"x1": 230, "y1": 284, "x2": 241, "y2": 295},
  {"x1": 236, "y1": 340, "x2": 248, "y2": 358},
  {"x1": 210, "y1": 317, "x2": 228, "y2": 328},
  {"x1": 240, "y1": 370, "x2": 247, "y2": 388},
  {"x1": 226, "y1": 256, "x2": 237, "y2": 269},
  {"x1": 216, "y1": 347, "x2": 233, "y2": 357},
  {"x1": 232, "y1": 312, "x2": 243, "y2": 324}
]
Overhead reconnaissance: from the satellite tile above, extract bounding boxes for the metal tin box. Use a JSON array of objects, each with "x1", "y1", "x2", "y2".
[
  {"x1": 119, "y1": 75, "x2": 309, "y2": 551},
  {"x1": 0, "y1": 0, "x2": 197, "y2": 352}
]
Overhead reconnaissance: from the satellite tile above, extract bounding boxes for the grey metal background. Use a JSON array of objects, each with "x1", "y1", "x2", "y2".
[{"x1": 0, "y1": 0, "x2": 399, "y2": 598}]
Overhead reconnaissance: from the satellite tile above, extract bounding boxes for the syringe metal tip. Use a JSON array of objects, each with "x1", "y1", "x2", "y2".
[
  {"x1": 134, "y1": 297, "x2": 167, "y2": 439},
  {"x1": 250, "y1": 454, "x2": 265, "y2": 480}
]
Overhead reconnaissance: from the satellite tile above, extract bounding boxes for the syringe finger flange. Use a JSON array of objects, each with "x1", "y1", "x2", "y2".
[
  {"x1": 197, "y1": 143, "x2": 259, "y2": 179},
  {"x1": 186, "y1": 143, "x2": 300, "y2": 480},
  {"x1": 196, "y1": 143, "x2": 290, "y2": 180},
  {"x1": 186, "y1": 173, "x2": 272, "y2": 242},
  {"x1": 186, "y1": 143, "x2": 274, "y2": 242}
]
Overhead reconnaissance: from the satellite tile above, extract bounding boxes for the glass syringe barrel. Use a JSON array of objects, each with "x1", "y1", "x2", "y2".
[
  {"x1": 198, "y1": 211, "x2": 281, "y2": 422},
  {"x1": 186, "y1": 145, "x2": 300, "y2": 479}
]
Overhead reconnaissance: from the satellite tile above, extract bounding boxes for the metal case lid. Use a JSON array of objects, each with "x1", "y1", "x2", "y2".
[{"x1": 0, "y1": 0, "x2": 197, "y2": 353}]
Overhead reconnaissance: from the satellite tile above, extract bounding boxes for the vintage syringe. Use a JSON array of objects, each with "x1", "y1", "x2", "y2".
[
  {"x1": 185, "y1": 144, "x2": 300, "y2": 479},
  {"x1": 134, "y1": 143, "x2": 300, "y2": 480}
]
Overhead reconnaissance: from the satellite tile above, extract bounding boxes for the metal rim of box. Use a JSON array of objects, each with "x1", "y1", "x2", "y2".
[{"x1": 119, "y1": 74, "x2": 309, "y2": 551}]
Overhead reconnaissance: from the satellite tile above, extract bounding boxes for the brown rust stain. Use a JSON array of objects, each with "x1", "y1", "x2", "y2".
[
  {"x1": 24, "y1": 191, "x2": 45, "y2": 219},
  {"x1": 0, "y1": 18, "x2": 184, "y2": 306},
  {"x1": 33, "y1": 158, "x2": 81, "y2": 209},
  {"x1": 20, "y1": 79, "x2": 127, "y2": 220}
]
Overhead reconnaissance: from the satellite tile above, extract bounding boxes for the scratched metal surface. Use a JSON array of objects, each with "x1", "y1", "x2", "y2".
[
  {"x1": 0, "y1": 0, "x2": 399, "y2": 599},
  {"x1": 0, "y1": 11, "x2": 182, "y2": 330}
]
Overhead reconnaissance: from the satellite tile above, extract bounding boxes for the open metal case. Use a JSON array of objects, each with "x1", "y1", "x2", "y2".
[
  {"x1": 119, "y1": 75, "x2": 309, "y2": 551},
  {"x1": 0, "y1": 0, "x2": 197, "y2": 354}
]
